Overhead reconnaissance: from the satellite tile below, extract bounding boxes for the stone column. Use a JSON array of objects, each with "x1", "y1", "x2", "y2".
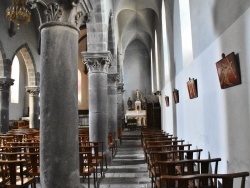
[
  {"x1": 0, "y1": 77, "x2": 14, "y2": 133},
  {"x1": 117, "y1": 83, "x2": 124, "y2": 129},
  {"x1": 25, "y1": 86, "x2": 40, "y2": 129},
  {"x1": 108, "y1": 74, "x2": 119, "y2": 138},
  {"x1": 39, "y1": 22, "x2": 80, "y2": 187},
  {"x1": 82, "y1": 51, "x2": 111, "y2": 152},
  {"x1": 27, "y1": 0, "x2": 92, "y2": 187}
]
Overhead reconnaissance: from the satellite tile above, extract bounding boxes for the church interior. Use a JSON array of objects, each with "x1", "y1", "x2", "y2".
[{"x1": 0, "y1": 0, "x2": 250, "y2": 187}]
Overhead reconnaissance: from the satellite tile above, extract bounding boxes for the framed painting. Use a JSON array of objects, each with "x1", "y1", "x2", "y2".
[
  {"x1": 173, "y1": 89, "x2": 179, "y2": 104},
  {"x1": 165, "y1": 96, "x2": 169, "y2": 107},
  {"x1": 216, "y1": 52, "x2": 241, "y2": 89},
  {"x1": 187, "y1": 78, "x2": 198, "y2": 99}
]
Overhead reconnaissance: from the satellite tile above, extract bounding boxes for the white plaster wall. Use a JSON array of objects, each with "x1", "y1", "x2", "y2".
[
  {"x1": 190, "y1": 0, "x2": 250, "y2": 59},
  {"x1": 0, "y1": 5, "x2": 40, "y2": 71},
  {"x1": 162, "y1": 6, "x2": 250, "y2": 187},
  {"x1": 123, "y1": 40, "x2": 151, "y2": 110}
]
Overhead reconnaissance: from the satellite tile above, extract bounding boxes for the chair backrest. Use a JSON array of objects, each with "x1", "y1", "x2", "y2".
[
  {"x1": 0, "y1": 159, "x2": 35, "y2": 187},
  {"x1": 160, "y1": 172, "x2": 250, "y2": 188}
]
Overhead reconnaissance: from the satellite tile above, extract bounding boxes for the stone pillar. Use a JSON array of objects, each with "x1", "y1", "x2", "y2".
[
  {"x1": 39, "y1": 21, "x2": 80, "y2": 187},
  {"x1": 117, "y1": 83, "x2": 124, "y2": 130},
  {"x1": 82, "y1": 51, "x2": 111, "y2": 152},
  {"x1": 0, "y1": 78, "x2": 14, "y2": 133},
  {"x1": 108, "y1": 74, "x2": 119, "y2": 138},
  {"x1": 27, "y1": 0, "x2": 92, "y2": 187},
  {"x1": 25, "y1": 86, "x2": 40, "y2": 129}
]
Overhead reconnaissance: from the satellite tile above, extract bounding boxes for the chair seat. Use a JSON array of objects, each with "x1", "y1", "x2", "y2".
[
  {"x1": 81, "y1": 167, "x2": 95, "y2": 175},
  {"x1": 5, "y1": 177, "x2": 35, "y2": 187}
]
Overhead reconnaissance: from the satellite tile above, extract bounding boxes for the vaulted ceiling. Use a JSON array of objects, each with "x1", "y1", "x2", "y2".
[{"x1": 114, "y1": 0, "x2": 160, "y2": 53}]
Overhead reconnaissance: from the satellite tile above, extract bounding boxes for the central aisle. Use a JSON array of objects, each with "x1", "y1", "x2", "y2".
[{"x1": 98, "y1": 128, "x2": 151, "y2": 188}]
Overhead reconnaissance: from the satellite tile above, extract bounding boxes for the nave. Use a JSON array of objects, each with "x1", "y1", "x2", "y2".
[
  {"x1": 36, "y1": 128, "x2": 151, "y2": 188},
  {"x1": 1, "y1": 126, "x2": 249, "y2": 188}
]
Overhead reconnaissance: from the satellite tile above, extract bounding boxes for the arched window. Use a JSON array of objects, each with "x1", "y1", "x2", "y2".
[
  {"x1": 155, "y1": 30, "x2": 160, "y2": 90},
  {"x1": 150, "y1": 49, "x2": 154, "y2": 92},
  {"x1": 11, "y1": 55, "x2": 20, "y2": 103},
  {"x1": 78, "y1": 70, "x2": 82, "y2": 104},
  {"x1": 162, "y1": 0, "x2": 170, "y2": 81},
  {"x1": 179, "y1": 0, "x2": 193, "y2": 66}
]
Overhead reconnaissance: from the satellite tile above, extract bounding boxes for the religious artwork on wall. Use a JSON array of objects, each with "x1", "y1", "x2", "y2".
[
  {"x1": 173, "y1": 89, "x2": 179, "y2": 104},
  {"x1": 187, "y1": 78, "x2": 198, "y2": 99},
  {"x1": 216, "y1": 52, "x2": 241, "y2": 89},
  {"x1": 165, "y1": 96, "x2": 169, "y2": 107}
]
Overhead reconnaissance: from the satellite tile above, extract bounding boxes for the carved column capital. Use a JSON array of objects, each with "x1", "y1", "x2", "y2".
[
  {"x1": 82, "y1": 51, "x2": 112, "y2": 74},
  {"x1": 108, "y1": 74, "x2": 119, "y2": 85},
  {"x1": 26, "y1": 86, "x2": 40, "y2": 96},
  {"x1": 0, "y1": 78, "x2": 14, "y2": 91},
  {"x1": 117, "y1": 83, "x2": 125, "y2": 94},
  {"x1": 27, "y1": 0, "x2": 92, "y2": 28}
]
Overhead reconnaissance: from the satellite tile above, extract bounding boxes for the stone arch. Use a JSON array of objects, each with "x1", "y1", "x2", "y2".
[
  {"x1": 108, "y1": 10, "x2": 117, "y2": 69},
  {"x1": 108, "y1": 10, "x2": 115, "y2": 56},
  {"x1": 0, "y1": 40, "x2": 10, "y2": 77},
  {"x1": 13, "y1": 44, "x2": 38, "y2": 86}
]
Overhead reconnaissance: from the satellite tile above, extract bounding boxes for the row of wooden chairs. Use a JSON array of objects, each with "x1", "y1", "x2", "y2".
[
  {"x1": 0, "y1": 128, "x2": 40, "y2": 188},
  {"x1": 141, "y1": 128, "x2": 249, "y2": 188}
]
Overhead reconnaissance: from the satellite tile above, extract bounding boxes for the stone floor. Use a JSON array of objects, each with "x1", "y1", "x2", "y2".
[
  {"x1": 35, "y1": 128, "x2": 150, "y2": 188},
  {"x1": 97, "y1": 128, "x2": 151, "y2": 188}
]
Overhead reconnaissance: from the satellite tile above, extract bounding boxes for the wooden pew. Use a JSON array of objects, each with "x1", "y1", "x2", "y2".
[
  {"x1": 158, "y1": 171, "x2": 249, "y2": 188},
  {"x1": 153, "y1": 158, "x2": 221, "y2": 187},
  {"x1": 145, "y1": 143, "x2": 191, "y2": 167}
]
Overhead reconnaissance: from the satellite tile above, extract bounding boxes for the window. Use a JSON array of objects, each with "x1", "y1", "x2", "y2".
[
  {"x1": 162, "y1": 0, "x2": 170, "y2": 81},
  {"x1": 11, "y1": 55, "x2": 19, "y2": 103},
  {"x1": 179, "y1": 0, "x2": 193, "y2": 66},
  {"x1": 150, "y1": 49, "x2": 154, "y2": 92},
  {"x1": 155, "y1": 30, "x2": 160, "y2": 90},
  {"x1": 78, "y1": 70, "x2": 82, "y2": 104}
]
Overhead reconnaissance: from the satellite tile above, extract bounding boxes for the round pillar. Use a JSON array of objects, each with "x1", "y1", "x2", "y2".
[
  {"x1": 26, "y1": 86, "x2": 40, "y2": 129},
  {"x1": 40, "y1": 22, "x2": 80, "y2": 188},
  {"x1": 108, "y1": 74, "x2": 119, "y2": 138},
  {"x1": 117, "y1": 83, "x2": 124, "y2": 129},
  {"x1": 82, "y1": 51, "x2": 111, "y2": 152}
]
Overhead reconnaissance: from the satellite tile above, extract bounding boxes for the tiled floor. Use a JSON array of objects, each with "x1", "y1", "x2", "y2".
[
  {"x1": 98, "y1": 128, "x2": 151, "y2": 188},
  {"x1": 36, "y1": 128, "x2": 151, "y2": 188}
]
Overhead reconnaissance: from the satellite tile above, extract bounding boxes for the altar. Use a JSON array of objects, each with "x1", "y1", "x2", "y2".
[
  {"x1": 125, "y1": 110, "x2": 146, "y2": 126},
  {"x1": 125, "y1": 98, "x2": 146, "y2": 126}
]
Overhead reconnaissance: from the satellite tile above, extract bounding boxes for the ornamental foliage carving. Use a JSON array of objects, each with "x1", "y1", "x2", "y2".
[
  {"x1": 108, "y1": 74, "x2": 119, "y2": 85},
  {"x1": 27, "y1": 0, "x2": 92, "y2": 28},
  {"x1": 82, "y1": 52, "x2": 112, "y2": 74},
  {"x1": 0, "y1": 78, "x2": 14, "y2": 91},
  {"x1": 46, "y1": 3, "x2": 62, "y2": 22},
  {"x1": 26, "y1": 86, "x2": 40, "y2": 96}
]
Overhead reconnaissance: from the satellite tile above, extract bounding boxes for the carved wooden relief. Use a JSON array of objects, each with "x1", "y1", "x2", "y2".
[
  {"x1": 216, "y1": 52, "x2": 241, "y2": 89},
  {"x1": 187, "y1": 78, "x2": 198, "y2": 99}
]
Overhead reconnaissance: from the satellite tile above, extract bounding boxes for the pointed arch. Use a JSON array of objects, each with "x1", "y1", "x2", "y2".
[{"x1": 0, "y1": 40, "x2": 9, "y2": 77}]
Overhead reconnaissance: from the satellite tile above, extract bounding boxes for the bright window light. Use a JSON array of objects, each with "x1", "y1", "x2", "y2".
[
  {"x1": 179, "y1": 0, "x2": 193, "y2": 67},
  {"x1": 11, "y1": 55, "x2": 19, "y2": 103}
]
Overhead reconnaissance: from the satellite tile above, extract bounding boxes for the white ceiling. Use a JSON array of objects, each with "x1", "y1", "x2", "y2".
[{"x1": 114, "y1": 0, "x2": 160, "y2": 53}]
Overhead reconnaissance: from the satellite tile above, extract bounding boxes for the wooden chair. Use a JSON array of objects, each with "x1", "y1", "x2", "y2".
[
  {"x1": 158, "y1": 171, "x2": 249, "y2": 188},
  {"x1": 79, "y1": 151, "x2": 97, "y2": 188},
  {"x1": 0, "y1": 159, "x2": 36, "y2": 187},
  {"x1": 108, "y1": 132, "x2": 117, "y2": 157},
  {"x1": 24, "y1": 151, "x2": 40, "y2": 181},
  {"x1": 153, "y1": 158, "x2": 221, "y2": 188},
  {"x1": 90, "y1": 142, "x2": 106, "y2": 177},
  {"x1": 117, "y1": 127, "x2": 122, "y2": 144},
  {"x1": 79, "y1": 143, "x2": 104, "y2": 178}
]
